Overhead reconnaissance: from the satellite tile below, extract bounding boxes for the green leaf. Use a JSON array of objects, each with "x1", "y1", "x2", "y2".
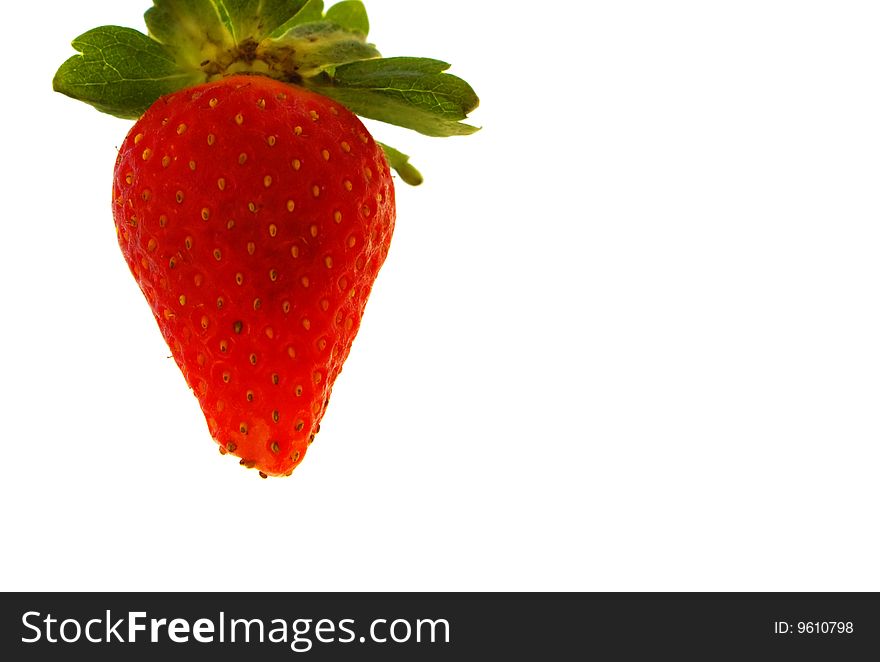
[
  {"x1": 145, "y1": 0, "x2": 234, "y2": 69},
  {"x1": 325, "y1": 0, "x2": 369, "y2": 36},
  {"x1": 267, "y1": 0, "x2": 324, "y2": 38},
  {"x1": 215, "y1": 0, "x2": 311, "y2": 42},
  {"x1": 351, "y1": 57, "x2": 452, "y2": 76},
  {"x1": 263, "y1": 21, "x2": 379, "y2": 76},
  {"x1": 307, "y1": 57, "x2": 480, "y2": 137},
  {"x1": 378, "y1": 143, "x2": 423, "y2": 186},
  {"x1": 52, "y1": 26, "x2": 203, "y2": 119}
]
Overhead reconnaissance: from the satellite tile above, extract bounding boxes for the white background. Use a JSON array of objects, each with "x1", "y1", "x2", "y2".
[{"x1": 2, "y1": 0, "x2": 879, "y2": 591}]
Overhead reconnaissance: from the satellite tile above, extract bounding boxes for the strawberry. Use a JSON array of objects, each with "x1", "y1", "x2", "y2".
[
  {"x1": 53, "y1": 0, "x2": 478, "y2": 477},
  {"x1": 113, "y1": 76, "x2": 393, "y2": 476}
]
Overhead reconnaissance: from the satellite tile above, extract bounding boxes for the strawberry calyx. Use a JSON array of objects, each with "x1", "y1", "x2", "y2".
[
  {"x1": 52, "y1": 0, "x2": 479, "y2": 184},
  {"x1": 146, "y1": 1, "x2": 381, "y2": 82}
]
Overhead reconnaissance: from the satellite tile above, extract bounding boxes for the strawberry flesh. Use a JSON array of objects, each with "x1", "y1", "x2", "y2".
[{"x1": 112, "y1": 76, "x2": 395, "y2": 477}]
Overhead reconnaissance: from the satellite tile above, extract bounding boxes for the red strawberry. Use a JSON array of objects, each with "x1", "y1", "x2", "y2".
[
  {"x1": 53, "y1": 0, "x2": 478, "y2": 477},
  {"x1": 113, "y1": 76, "x2": 394, "y2": 477}
]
